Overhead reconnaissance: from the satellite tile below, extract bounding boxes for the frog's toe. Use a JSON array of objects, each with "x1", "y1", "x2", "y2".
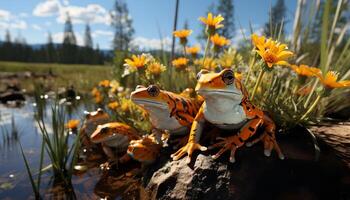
[
  {"x1": 245, "y1": 142, "x2": 253, "y2": 147},
  {"x1": 264, "y1": 149, "x2": 271, "y2": 157},
  {"x1": 278, "y1": 153, "x2": 285, "y2": 160},
  {"x1": 185, "y1": 156, "x2": 192, "y2": 164},
  {"x1": 229, "y1": 157, "x2": 236, "y2": 163}
]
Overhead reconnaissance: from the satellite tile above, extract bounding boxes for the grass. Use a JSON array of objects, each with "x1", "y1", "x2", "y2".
[{"x1": 0, "y1": 61, "x2": 114, "y2": 93}]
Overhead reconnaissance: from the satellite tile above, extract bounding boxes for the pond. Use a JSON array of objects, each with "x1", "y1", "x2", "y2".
[{"x1": 0, "y1": 98, "x2": 144, "y2": 199}]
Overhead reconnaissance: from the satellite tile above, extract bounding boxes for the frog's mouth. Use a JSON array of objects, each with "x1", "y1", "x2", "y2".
[
  {"x1": 131, "y1": 99, "x2": 167, "y2": 108},
  {"x1": 197, "y1": 89, "x2": 241, "y2": 96}
]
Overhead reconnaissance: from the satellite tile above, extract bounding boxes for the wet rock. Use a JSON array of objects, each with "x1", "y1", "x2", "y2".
[
  {"x1": 0, "y1": 91, "x2": 25, "y2": 104},
  {"x1": 144, "y1": 128, "x2": 350, "y2": 200}
]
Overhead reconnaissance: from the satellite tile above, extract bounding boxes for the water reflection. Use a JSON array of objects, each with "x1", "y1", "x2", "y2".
[{"x1": 0, "y1": 98, "x2": 145, "y2": 199}]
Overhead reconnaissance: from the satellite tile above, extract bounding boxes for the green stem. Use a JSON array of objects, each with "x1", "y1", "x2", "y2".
[
  {"x1": 250, "y1": 69, "x2": 265, "y2": 101},
  {"x1": 244, "y1": 56, "x2": 256, "y2": 85},
  {"x1": 203, "y1": 35, "x2": 211, "y2": 63},
  {"x1": 304, "y1": 79, "x2": 319, "y2": 108},
  {"x1": 183, "y1": 45, "x2": 187, "y2": 57},
  {"x1": 299, "y1": 94, "x2": 322, "y2": 122}
]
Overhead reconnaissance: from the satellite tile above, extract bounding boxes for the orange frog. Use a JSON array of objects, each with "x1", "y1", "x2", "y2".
[
  {"x1": 90, "y1": 122, "x2": 141, "y2": 168},
  {"x1": 80, "y1": 108, "x2": 110, "y2": 146},
  {"x1": 130, "y1": 85, "x2": 203, "y2": 145},
  {"x1": 171, "y1": 69, "x2": 284, "y2": 163}
]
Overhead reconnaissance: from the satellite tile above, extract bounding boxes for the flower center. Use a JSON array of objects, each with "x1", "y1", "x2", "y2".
[{"x1": 263, "y1": 51, "x2": 277, "y2": 63}]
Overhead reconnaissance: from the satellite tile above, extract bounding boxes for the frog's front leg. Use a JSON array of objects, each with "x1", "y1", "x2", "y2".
[
  {"x1": 171, "y1": 106, "x2": 207, "y2": 164},
  {"x1": 210, "y1": 118, "x2": 263, "y2": 163},
  {"x1": 100, "y1": 143, "x2": 118, "y2": 170}
]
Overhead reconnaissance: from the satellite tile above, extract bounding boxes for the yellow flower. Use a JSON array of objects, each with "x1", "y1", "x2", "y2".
[
  {"x1": 121, "y1": 99, "x2": 131, "y2": 112},
  {"x1": 196, "y1": 57, "x2": 217, "y2": 71},
  {"x1": 256, "y1": 39, "x2": 293, "y2": 68},
  {"x1": 173, "y1": 29, "x2": 192, "y2": 45},
  {"x1": 94, "y1": 94, "x2": 102, "y2": 104},
  {"x1": 173, "y1": 29, "x2": 192, "y2": 38},
  {"x1": 186, "y1": 45, "x2": 200, "y2": 57},
  {"x1": 108, "y1": 101, "x2": 119, "y2": 110},
  {"x1": 251, "y1": 34, "x2": 266, "y2": 49},
  {"x1": 65, "y1": 119, "x2": 80, "y2": 129},
  {"x1": 318, "y1": 71, "x2": 350, "y2": 89},
  {"x1": 99, "y1": 80, "x2": 110, "y2": 87},
  {"x1": 110, "y1": 80, "x2": 120, "y2": 94},
  {"x1": 290, "y1": 64, "x2": 321, "y2": 77},
  {"x1": 146, "y1": 62, "x2": 166, "y2": 76},
  {"x1": 172, "y1": 57, "x2": 189, "y2": 70},
  {"x1": 91, "y1": 87, "x2": 99, "y2": 96},
  {"x1": 124, "y1": 54, "x2": 147, "y2": 70},
  {"x1": 199, "y1": 12, "x2": 224, "y2": 31},
  {"x1": 210, "y1": 34, "x2": 230, "y2": 47}
]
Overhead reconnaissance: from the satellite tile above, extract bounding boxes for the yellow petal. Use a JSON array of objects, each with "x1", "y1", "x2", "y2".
[
  {"x1": 275, "y1": 60, "x2": 290, "y2": 66},
  {"x1": 277, "y1": 51, "x2": 293, "y2": 60}
]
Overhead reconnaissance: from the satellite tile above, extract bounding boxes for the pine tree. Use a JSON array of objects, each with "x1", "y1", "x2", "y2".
[
  {"x1": 111, "y1": 0, "x2": 134, "y2": 51},
  {"x1": 61, "y1": 13, "x2": 77, "y2": 63},
  {"x1": 5, "y1": 29, "x2": 11, "y2": 43},
  {"x1": 264, "y1": 0, "x2": 286, "y2": 37},
  {"x1": 84, "y1": 23, "x2": 93, "y2": 49},
  {"x1": 46, "y1": 32, "x2": 55, "y2": 62},
  {"x1": 63, "y1": 14, "x2": 76, "y2": 45},
  {"x1": 216, "y1": 0, "x2": 235, "y2": 39}
]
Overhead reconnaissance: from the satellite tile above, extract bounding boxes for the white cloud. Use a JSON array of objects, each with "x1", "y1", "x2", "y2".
[
  {"x1": 0, "y1": 9, "x2": 27, "y2": 30},
  {"x1": 58, "y1": 4, "x2": 110, "y2": 25},
  {"x1": 33, "y1": 0, "x2": 61, "y2": 17},
  {"x1": 52, "y1": 31, "x2": 83, "y2": 46},
  {"x1": 92, "y1": 30, "x2": 113, "y2": 38},
  {"x1": 32, "y1": 24, "x2": 42, "y2": 31},
  {"x1": 130, "y1": 37, "x2": 172, "y2": 51},
  {"x1": 33, "y1": 0, "x2": 111, "y2": 25},
  {"x1": 0, "y1": 9, "x2": 11, "y2": 21}
]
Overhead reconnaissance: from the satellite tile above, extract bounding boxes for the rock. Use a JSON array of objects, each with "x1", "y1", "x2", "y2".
[
  {"x1": 310, "y1": 122, "x2": 350, "y2": 168},
  {"x1": 0, "y1": 91, "x2": 25, "y2": 104},
  {"x1": 143, "y1": 127, "x2": 350, "y2": 200}
]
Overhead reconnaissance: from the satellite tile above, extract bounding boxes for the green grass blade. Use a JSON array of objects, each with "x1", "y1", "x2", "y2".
[{"x1": 19, "y1": 141, "x2": 40, "y2": 199}]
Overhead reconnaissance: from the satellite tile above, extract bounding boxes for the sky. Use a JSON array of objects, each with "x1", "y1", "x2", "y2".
[{"x1": 0, "y1": 0, "x2": 297, "y2": 50}]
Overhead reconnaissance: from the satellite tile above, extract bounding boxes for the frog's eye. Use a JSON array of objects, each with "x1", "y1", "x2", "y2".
[
  {"x1": 97, "y1": 108, "x2": 104, "y2": 114},
  {"x1": 136, "y1": 85, "x2": 145, "y2": 90},
  {"x1": 222, "y1": 70, "x2": 234, "y2": 85},
  {"x1": 100, "y1": 127, "x2": 108, "y2": 134},
  {"x1": 196, "y1": 69, "x2": 209, "y2": 80},
  {"x1": 147, "y1": 85, "x2": 160, "y2": 97}
]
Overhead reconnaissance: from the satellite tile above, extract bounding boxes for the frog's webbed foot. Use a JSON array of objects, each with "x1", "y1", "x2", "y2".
[
  {"x1": 100, "y1": 159, "x2": 118, "y2": 170},
  {"x1": 209, "y1": 137, "x2": 238, "y2": 163},
  {"x1": 171, "y1": 142, "x2": 207, "y2": 164}
]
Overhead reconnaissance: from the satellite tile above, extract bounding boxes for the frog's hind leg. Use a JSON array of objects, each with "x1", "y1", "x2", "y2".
[
  {"x1": 210, "y1": 118, "x2": 263, "y2": 163},
  {"x1": 261, "y1": 116, "x2": 284, "y2": 160}
]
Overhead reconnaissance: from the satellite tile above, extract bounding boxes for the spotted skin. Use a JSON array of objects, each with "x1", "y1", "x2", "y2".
[{"x1": 171, "y1": 68, "x2": 284, "y2": 164}]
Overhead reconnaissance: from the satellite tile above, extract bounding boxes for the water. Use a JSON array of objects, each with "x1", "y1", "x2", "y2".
[{"x1": 0, "y1": 99, "x2": 144, "y2": 199}]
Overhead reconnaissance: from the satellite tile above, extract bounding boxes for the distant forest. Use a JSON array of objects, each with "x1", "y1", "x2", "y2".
[{"x1": 0, "y1": 15, "x2": 111, "y2": 65}]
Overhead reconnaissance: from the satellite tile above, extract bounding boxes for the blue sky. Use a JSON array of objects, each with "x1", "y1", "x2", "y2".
[{"x1": 0, "y1": 0, "x2": 296, "y2": 50}]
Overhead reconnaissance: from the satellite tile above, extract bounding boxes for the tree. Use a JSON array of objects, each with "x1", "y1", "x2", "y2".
[
  {"x1": 46, "y1": 32, "x2": 55, "y2": 62},
  {"x1": 264, "y1": 0, "x2": 286, "y2": 37},
  {"x1": 5, "y1": 29, "x2": 11, "y2": 43},
  {"x1": 111, "y1": 0, "x2": 134, "y2": 51},
  {"x1": 61, "y1": 13, "x2": 77, "y2": 63},
  {"x1": 216, "y1": 0, "x2": 235, "y2": 39},
  {"x1": 84, "y1": 23, "x2": 93, "y2": 49}
]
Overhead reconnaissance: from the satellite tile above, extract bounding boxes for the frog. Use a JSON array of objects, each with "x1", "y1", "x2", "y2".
[
  {"x1": 80, "y1": 108, "x2": 110, "y2": 147},
  {"x1": 127, "y1": 133, "x2": 162, "y2": 164},
  {"x1": 90, "y1": 122, "x2": 141, "y2": 169},
  {"x1": 171, "y1": 68, "x2": 284, "y2": 164},
  {"x1": 130, "y1": 85, "x2": 203, "y2": 146}
]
